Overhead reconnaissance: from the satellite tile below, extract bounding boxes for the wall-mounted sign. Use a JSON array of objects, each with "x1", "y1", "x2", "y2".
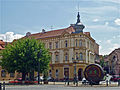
[{"x1": 84, "y1": 64, "x2": 104, "y2": 84}]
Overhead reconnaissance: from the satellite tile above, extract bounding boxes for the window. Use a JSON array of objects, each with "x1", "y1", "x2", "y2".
[
  {"x1": 76, "y1": 39, "x2": 77, "y2": 47},
  {"x1": 80, "y1": 53, "x2": 83, "y2": 60},
  {"x1": 65, "y1": 40, "x2": 67, "y2": 47},
  {"x1": 79, "y1": 40, "x2": 82, "y2": 47},
  {"x1": 10, "y1": 73, "x2": 15, "y2": 78},
  {"x1": 56, "y1": 42, "x2": 58, "y2": 48},
  {"x1": 1, "y1": 70, "x2": 6, "y2": 77},
  {"x1": 49, "y1": 70, "x2": 52, "y2": 77},
  {"x1": 56, "y1": 55, "x2": 59, "y2": 61},
  {"x1": 49, "y1": 42, "x2": 52, "y2": 49},
  {"x1": 76, "y1": 52, "x2": 78, "y2": 60},
  {"x1": 56, "y1": 69, "x2": 59, "y2": 78},
  {"x1": 64, "y1": 68, "x2": 69, "y2": 79},
  {"x1": 65, "y1": 53, "x2": 68, "y2": 61}
]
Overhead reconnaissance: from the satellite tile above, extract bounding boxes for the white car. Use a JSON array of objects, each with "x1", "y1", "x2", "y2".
[
  {"x1": 34, "y1": 76, "x2": 43, "y2": 81},
  {"x1": 82, "y1": 78, "x2": 89, "y2": 84}
]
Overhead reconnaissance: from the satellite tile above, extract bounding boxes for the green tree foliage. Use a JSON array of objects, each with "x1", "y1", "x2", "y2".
[{"x1": 0, "y1": 38, "x2": 51, "y2": 80}]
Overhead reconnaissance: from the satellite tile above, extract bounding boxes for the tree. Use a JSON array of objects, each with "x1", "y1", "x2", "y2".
[{"x1": 0, "y1": 38, "x2": 51, "y2": 80}]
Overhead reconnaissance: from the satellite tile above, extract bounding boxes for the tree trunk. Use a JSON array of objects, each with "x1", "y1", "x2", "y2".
[
  {"x1": 29, "y1": 70, "x2": 34, "y2": 81},
  {"x1": 22, "y1": 72, "x2": 26, "y2": 81}
]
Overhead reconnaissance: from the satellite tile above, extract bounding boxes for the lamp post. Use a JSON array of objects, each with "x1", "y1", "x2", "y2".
[
  {"x1": 72, "y1": 57, "x2": 78, "y2": 86},
  {"x1": 37, "y1": 49, "x2": 42, "y2": 84}
]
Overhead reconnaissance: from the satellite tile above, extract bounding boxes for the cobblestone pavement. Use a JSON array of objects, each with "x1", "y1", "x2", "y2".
[{"x1": 5, "y1": 85, "x2": 120, "y2": 90}]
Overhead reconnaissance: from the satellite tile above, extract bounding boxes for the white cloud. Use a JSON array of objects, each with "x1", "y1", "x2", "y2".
[
  {"x1": 0, "y1": 32, "x2": 24, "y2": 42},
  {"x1": 106, "y1": 40, "x2": 111, "y2": 44},
  {"x1": 114, "y1": 18, "x2": 120, "y2": 25},
  {"x1": 105, "y1": 22, "x2": 109, "y2": 26},
  {"x1": 93, "y1": 19, "x2": 99, "y2": 22},
  {"x1": 109, "y1": 43, "x2": 120, "y2": 52}
]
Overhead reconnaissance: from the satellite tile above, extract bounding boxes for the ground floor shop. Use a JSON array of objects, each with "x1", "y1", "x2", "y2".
[{"x1": 49, "y1": 63, "x2": 88, "y2": 81}]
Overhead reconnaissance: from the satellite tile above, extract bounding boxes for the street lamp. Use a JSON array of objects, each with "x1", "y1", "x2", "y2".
[
  {"x1": 37, "y1": 49, "x2": 42, "y2": 84},
  {"x1": 72, "y1": 57, "x2": 78, "y2": 86}
]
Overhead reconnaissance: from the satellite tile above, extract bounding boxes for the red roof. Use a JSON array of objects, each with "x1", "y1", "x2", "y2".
[
  {"x1": 0, "y1": 40, "x2": 5, "y2": 45},
  {"x1": 26, "y1": 26, "x2": 91, "y2": 39},
  {"x1": 0, "y1": 45, "x2": 4, "y2": 50}
]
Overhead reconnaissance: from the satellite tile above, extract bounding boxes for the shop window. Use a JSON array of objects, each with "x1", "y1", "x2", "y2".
[
  {"x1": 1, "y1": 70, "x2": 6, "y2": 77},
  {"x1": 56, "y1": 69, "x2": 59, "y2": 79},
  {"x1": 49, "y1": 70, "x2": 52, "y2": 77},
  {"x1": 10, "y1": 73, "x2": 15, "y2": 78}
]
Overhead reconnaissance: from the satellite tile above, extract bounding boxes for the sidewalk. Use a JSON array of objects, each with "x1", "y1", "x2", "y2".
[{"x1": 0, "y1": 81, "x2": 119, "y2": 87}]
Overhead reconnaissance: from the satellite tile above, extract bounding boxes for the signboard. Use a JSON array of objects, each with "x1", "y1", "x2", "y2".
[{"x1": 84, "y1": 64, "x2": 104, "y2": 84}]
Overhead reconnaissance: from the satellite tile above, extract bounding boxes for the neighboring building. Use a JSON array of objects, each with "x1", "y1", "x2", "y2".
[
  {"x1": 0, "y1": 40, "x2": 21, "y2": 80},
  {"x1": 25, "y1": 12, "x2": 99, "y2": 80},
  {"x1": 105, "y1": 48, "x2": 120, "y2": 75},
  {"x1": 0, "y1": 40, "x2": 5, "y2": 50}
]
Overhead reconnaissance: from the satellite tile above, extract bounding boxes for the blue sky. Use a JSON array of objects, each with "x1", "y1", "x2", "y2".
[{"x1": 0, "y1": 0, "x2": 120, "y2": 55}]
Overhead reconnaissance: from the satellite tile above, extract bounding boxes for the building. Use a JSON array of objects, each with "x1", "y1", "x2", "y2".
[
  {"x1": 0, "y1": 40, "x2": 21, "y2": 80},
  {"x1": 104, "y1": 48, "x2": 120, "y2": 75},
  {"x1": 26, "y1": 12, "x2": 99, "y2": 81}
]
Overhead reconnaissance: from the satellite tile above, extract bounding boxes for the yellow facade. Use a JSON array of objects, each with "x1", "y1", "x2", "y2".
[{"x1": 38, "y1": 31, "x2": 98, "y2": 80}]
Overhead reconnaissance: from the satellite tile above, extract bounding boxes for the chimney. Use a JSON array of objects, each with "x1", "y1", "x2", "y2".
[
  {"x1": 26, "y1": 32, "x2": 31, "y2": 37},
  {"x1": 42, "y1": 29, "x2": 45, "y2": 33}
]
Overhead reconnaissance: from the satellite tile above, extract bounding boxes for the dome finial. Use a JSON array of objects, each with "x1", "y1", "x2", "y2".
[{"x1": 76, "y1": 12, "x2": 80, "y2": 24}]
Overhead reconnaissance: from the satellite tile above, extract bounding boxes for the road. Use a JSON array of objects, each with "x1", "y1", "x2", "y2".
[{"x1": 6, "y1": 85, "x2": 120, "y2": 90}]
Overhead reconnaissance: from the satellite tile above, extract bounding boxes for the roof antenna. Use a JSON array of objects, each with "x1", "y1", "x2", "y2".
[
  {"x1": 78, "y1": 3, "x2": 80, "y2": 12},
  {"x1": 50, "y1": 26, "x2": 53, "y2": 30}
]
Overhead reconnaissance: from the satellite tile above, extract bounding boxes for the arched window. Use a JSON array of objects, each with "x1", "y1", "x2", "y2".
[
  {"x1": 80, "y1": 53, "x2": 83, "y2": 60},
  {"x1": 79, "y1": 40, "x2": 82, "y2": 47},
  {"x1": 65, "y1": 53, "x2": 68, "y2": 61},
  {"x1": 1, "y1": 70, "x2": 6, "y2": 77},
  {"x1": 76, "y1": 52, "x2": 78, "y2": 60},
  {"x1": 65, "y1": 40, "x2": 68, "y2": 47}
]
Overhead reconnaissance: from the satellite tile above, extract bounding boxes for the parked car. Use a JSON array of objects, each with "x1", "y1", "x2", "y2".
[
  {"x1": 34, "y1": 76, "x2": 43, "y2": 81},
  {"x1": 111, "y1": 75, "x2": 120, "y2": 82},
  {"x1": 82, "y1": 78, "x2": 89, "y2": 84}
]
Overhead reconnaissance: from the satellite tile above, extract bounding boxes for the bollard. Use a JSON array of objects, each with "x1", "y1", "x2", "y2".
[
  {"x1": 3, "y1": 82, "x2": 5, "y2": 90},
  {"x1": 0, "y1": 83, "x2": 1, "y2": 90},
  {"x1": 118, "y1": 79, "x2": 120, "y2": 86},
  {"x1": 106, "y1": 80, "x2": 108, "y2": 86},
  {"x1": 67, "y1": 80, "x2": 69, "y2": 86}
]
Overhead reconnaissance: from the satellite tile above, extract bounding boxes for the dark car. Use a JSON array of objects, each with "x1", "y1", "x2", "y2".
[{"x1": 111, "y1": 75, "x2": 120, "y2": 82}]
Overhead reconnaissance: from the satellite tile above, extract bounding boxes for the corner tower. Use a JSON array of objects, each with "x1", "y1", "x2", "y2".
[{"x1": 71, "y1": 12, "x2": 85, "y2": 33}]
